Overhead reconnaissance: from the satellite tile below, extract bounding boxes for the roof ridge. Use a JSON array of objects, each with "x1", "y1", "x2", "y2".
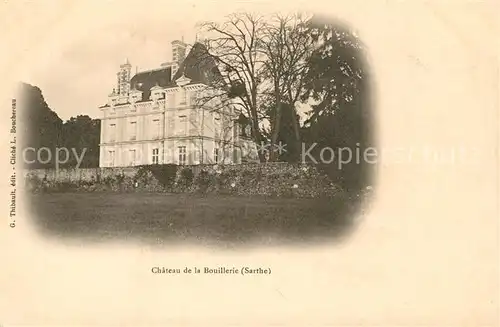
[{"x1": 132, "y1": 66, "x2": 170, "y2": 77}]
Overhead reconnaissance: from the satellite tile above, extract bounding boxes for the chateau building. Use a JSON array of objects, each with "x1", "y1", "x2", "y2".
[{"x1": 99, "y1": 40, "x2": 258, "y2": 167}]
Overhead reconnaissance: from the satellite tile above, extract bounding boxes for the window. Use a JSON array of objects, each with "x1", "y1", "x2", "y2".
[
  {"x1": 152, "y1": 119, "x2": 161, "y2": 139},
  {"x1": 178, "y1": 115, "x2": 187, "y2": 135},
  {"x1": 129, "y1": 149, "x2": 136, "y2": 166},
  {"x1": 239, "y1": 123, "x2": 245, "y2": 136},
  {"x1": 108, "y1": 150, "x2": 115, "y2": 167},
  {"x1": 233, "y1": 122, "x2": 239, "y2": 138},
  {"x1": 109, "y1": 124, "x2": 116, "y2": 142},
  {"x1": 233, "y1": 147, "x2": 240, "y2": 164},
  {"x1": 129, "y1": 121, "x2": 137, "y2": 140},
  {"x1": 214, "y1": 112, "x2": 221, "y2": 138},
  {"x1": 214, "y1": 147, "x2": 219, "y2": 164},
  {"x1": 178, "y1": 146, "x2": 186, "y2": 165},
  {"x1": 152, "y1": 148, "x2": 159, "y2": 165}
]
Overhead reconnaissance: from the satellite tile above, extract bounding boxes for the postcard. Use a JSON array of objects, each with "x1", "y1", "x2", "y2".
[{"x1": 1, "y1": 0, "x2": 498, "y2": 326}]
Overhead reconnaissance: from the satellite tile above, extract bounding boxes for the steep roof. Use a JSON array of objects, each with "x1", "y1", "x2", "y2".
[
  {"x1": 172, "y1": 42, "x2": 224, "y2": 86},
  {"x1": 130, "y1": 67, "x2": 172, "y2": 101},
  {"x1": 128, "y1": 42, "x2": 223, "y2": 102}
]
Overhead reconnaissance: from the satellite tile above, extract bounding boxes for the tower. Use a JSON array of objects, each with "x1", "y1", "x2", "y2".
[
  {"x1": 171, "y1": 39, "x2": 187, "y2": 76},
  {"x1": 172, "y1": 39, "x2": 187, "y2": 63},
  {"x1": 117, "y1": 58, "x2": 132, "y2": 97}
]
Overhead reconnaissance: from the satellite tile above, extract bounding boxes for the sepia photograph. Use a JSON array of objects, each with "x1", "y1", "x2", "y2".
[
  {"x1": 19, "y1": 11, "x2": 375, "y2": 247},
  {"x1": 1, "y1": 1, "x2": 498, "y2": 326}
]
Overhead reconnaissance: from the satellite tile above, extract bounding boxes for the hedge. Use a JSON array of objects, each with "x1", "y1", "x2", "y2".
[{"x1": 23, "y1": 163, "x2": 344, "y2": 199}]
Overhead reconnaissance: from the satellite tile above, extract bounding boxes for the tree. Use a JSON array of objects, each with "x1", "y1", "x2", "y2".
[
  {"x1": 197, "y1": 13, "x2": 374, "y2": 181},
  {"x1": 61, "y1": 115, "x2": 101, "y2": 168},
  {"x1": 18, "y1": 82, "x2": 101, "y2": 169},
  {"x1": 301, "y1": 16, "x2": 366, "y2": 122},
  {"x1": 262, "y1": 100, "x2": 302, "y2": 162},
  {"x1": 197, "y1": 13, "x2": 269, "y2": 162},
  {"x1": 301, "y1": 17, "x2": 374, "y2": 191},
  {"x1": 18, "y1": 83, "x2": 64, "y2": 169},
  {"x1": 198, "y1": 13, "x2": 319, "y2": 162},
  {"x1": 261, "y1": 13, "x2": 314, "y2": 161}
]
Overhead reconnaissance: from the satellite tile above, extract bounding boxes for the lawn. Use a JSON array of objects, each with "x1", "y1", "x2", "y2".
[{"x1": 27, "y1": 192, "x2": 359, "y2": 247}]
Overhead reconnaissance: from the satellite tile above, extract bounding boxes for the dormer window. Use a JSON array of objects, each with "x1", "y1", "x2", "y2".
[
  {"x1": 175, "y1": 74, "x2": 191, "y2": 87},
  {"x1": 129, "y1": 86, "x2": 143, "y2": 104},
  {"x1": 150, "y1": 84, "x2": 163, "y2": 102}
]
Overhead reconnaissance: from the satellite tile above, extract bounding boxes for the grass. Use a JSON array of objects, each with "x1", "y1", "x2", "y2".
[{"x1": 26, "y1": 192, "x2": 360, "y2": 247}]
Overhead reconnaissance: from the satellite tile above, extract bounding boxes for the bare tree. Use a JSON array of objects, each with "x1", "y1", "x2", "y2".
[
  {"x1": 195, "y1": 12, "x2": 318, "y2": 162},
  {"x1": 196, "y1": 13, "x2": 269, "y2": 162},
  {"x1": 262, "y1": 13, "x2": 314, "y2": 161}
]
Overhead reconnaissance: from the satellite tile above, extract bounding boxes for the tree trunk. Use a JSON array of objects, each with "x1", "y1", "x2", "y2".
[
  {"x1": 270, "y1": 102, "x2": 283, "y2": 162},
  {"x1": 269, "y1": 76, "x2": 283, "y2": 163},
  {"x1": 290, "y1": 106, "x2": 302, "y2": 162},
  {"x1": 249, "y1": 115, "x2": 266, "y2": 163}
]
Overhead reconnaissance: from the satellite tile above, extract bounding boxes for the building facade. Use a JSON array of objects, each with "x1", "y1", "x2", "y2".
[{"x1": 99, "y1": 40, "x2": 258, "y2": 167}]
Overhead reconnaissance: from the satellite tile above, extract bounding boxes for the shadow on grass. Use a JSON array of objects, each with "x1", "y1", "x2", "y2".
[{"x1": 25, "y1": 191, "x2": 371, "y2": 248}]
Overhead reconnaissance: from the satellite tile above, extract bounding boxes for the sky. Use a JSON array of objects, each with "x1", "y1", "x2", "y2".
[
  {"x1": 17, "y1": 2, "x2": 322, "y2": 122},
  {"x1": 13, "y1": 0, "x2": 377, "y2": 123},
  {"x1": 22, "y1": 4, "x2": 205, "y2": 120}
]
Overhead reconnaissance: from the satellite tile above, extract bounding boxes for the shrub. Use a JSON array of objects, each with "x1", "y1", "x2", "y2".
[
  {"x1": 52, "y1": 181, "x2": 78, "y2": 193},
  {"x1": 176, "y1": 167, "x2": 194, "y2": 190},
  {"x1": 23, "y1": 163, "x2": 345, "y2": 199},
  {"x1": 102, "y1": 175, "x2": 114, "y2": 187},
  {"x1": 133, "y1": 167, "x2": 164, "y2": 192},
  {"x1": 116, "y1": 172, "x2": 125, "y2": 185},
  {"x1": 192, "y1": 169, "x2": 215, "y2": 193},
  {"x1": 136, "y1": 164, "x2": 178, "y2": 189},
  {"x1": 24, "y1": 173, "x2": 42, "y2": 193}
]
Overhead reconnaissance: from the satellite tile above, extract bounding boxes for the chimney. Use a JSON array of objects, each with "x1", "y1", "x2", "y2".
[
  {"x1": 117, "y1": 59, "x2": 132, "y2": 97},
  {"x1": 171, "y1": 39, "x2": 187, "y2": 64}
]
